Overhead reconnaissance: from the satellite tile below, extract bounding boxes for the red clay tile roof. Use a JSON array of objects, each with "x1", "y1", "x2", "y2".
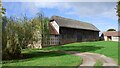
[{"x1": 103, "y1": 31, "x2": 120, "y2": 36}]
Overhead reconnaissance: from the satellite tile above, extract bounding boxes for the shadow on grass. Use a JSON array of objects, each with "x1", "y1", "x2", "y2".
[
  {"x1": 3, "y1": 45, "x2": 104, "y2": 64},
  {"x1": 2, "y1": 51, "x2": 66, "y2": 64},
  {"x1": 22, "y1": 51, "x2": 66, "y2": 59},
  {"x1": 61, "y1": 46, "x2": 103, "y2": 52},
  {"x1": 43, "y1": 45, "x2": 104, "y2": 52},
  {"x1": 22, "y1": 45, "x2": 104, "y2": 59}
]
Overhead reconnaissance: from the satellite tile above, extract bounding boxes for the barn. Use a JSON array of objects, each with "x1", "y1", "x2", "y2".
[
  {"x1": 101, "y1": 31, "x2": 120, "y2": 42},
  {"x1": 49, "y1": 16, "x2": 100, "y2": 45}
]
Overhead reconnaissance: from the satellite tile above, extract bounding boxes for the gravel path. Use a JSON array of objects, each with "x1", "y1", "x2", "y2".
[{"x1": 63, "y1": 51, "x2": 118, "y2": 67}]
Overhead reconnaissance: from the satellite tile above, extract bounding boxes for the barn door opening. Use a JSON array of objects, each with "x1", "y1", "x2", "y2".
[{"x1": 107, "y1": 36, "x2": 112, "y2": 41}]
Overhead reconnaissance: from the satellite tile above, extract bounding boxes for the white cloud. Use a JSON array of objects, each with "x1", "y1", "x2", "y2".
[
  {"x1": 33, "y1": 2, "x2": 60, "y2": 8},
  {"x1": 17, "y1": 2, "x2": 72, "y2": 16},
  {"x1": 3, "y1": 2, "x2": 118, "y2": 32},
  {"x1": 33, "y1": 2, "x2": 117, "y2": 20},
  {"x1": 14, "y1": 2, "x2": 117, "y2": 21},
  {"x1": 64, "y1": 2, "x2": 117, "y2": 20},
  {"x1": 21, "y1": 3, "x2": 39, "y2": 15}
]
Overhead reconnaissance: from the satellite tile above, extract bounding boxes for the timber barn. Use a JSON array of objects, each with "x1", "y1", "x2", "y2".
[{"x1": 49, "y1": 16, "x2": 100, "y2": 45}]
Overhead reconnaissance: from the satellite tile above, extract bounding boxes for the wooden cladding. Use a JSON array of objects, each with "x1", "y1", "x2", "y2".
[
  {"x1": 59, "y1": 27, "x2": 99, "y2": 44},
  {"x1": 49, "y1": 27, "x2": 99, "y2": 45}
]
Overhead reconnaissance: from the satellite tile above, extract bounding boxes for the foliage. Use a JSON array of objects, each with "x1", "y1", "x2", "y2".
[
  {"x1": 107, "y1": 29, "x2": 116, "y2": 31},
  {"x1": 116, "y1": 1, "x2": 120, "y2": 30},
  {"x1": 3, "y1": 18, "x2": 22, "y2": 59},
  {"x1": 34, "y1": 13, "x2": 50, "y2": 47},
  {"x1": 2, "y1": 13, "x2": 50, "y2": 60},
  {"x1": 1, "y1": 1, "x2": 49, "y2": 60},
  {"x1": 117, "y1": 1, "x2": 120, "y2": 21},
  {"x1": 98, "y1": 36, "x2": 104, "y2": 41},
  {"x1": 0, "y1": 1, "x2": 6, "y2": 16}
]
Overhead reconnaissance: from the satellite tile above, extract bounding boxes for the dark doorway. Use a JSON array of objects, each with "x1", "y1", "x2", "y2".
[{"x1": 107, "y1": 36, "x2": 112, "y2": 41}]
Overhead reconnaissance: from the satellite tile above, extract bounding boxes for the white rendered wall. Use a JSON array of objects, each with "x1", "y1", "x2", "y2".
[
  {"x1": 112, "y1": 36, "x2": 120, "y2": 41},
  {"x1": 50, "y1": 21, "x2": 59, "y2": 34},
  {"x1": 104, "y1": 36, "x2": 107, "y2": 41}
]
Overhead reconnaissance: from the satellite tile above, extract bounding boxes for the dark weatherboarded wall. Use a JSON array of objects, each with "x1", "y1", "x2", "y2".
[{"x1": 59, "y1": 27, "x2": 99, "y2": 44}]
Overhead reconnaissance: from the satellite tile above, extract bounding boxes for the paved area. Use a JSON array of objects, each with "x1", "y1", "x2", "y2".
[{"x1": 63, "y1": 51, "x2": 118, "y2": 67}]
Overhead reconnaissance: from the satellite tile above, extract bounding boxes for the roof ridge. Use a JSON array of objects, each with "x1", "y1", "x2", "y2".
[
  {"x1": 52, "y1": 15, "x2": 94, "y2": 25},
  {"x1": 51, "y1": 15, "x2": 100, "y2": 31}
]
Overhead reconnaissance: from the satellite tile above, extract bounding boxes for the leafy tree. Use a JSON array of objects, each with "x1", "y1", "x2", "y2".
[
  {"x1": 1, "y1": 7, "x2": 6, "y2": 15},
  {"x1": 35, "y1": 13, "x2": 50, "y2": 47},
  {"x1": 0, "y1": 1, "x2": 6, "y2": 16},
  {"x1": 2, "y1": 11, "x2": 50, "y2": 60},
  {"x1": 117, "y1": 1, "x2": 120, "y2": 21},
  {"x1": 117, "y1": 1, "x2": 120, "y2": 31},
  {"x1": 107, "y1": 29, "x2": 116, "y2": 31},
  {"x1": 2, "y1": 17, "x2": 22, "y2": 59}
]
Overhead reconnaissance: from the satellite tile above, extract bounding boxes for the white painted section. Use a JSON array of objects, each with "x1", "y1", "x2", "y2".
[
  {"x1": 104, "y1": 36, "x2": 108, "y2": 41},
  {"x1": 50, "y1": 21, "x2": 59, "y2": 34},
  {"x1": 104, "y1": 36, "x2": 120, "y2": 42},
  {"x1": 112, "y1": 36, "x2": 120, "y2": 41}
]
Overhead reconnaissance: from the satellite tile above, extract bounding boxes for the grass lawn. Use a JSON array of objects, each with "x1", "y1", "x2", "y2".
[
  {"x1": 2, "y1": 41, "x2": 119, "y2": 66},
  {"x1": 94, "y1": 60, "x2": 103, "y2": 68},
  {"x1": 42, "y1": 41, "x2": 119, "y2": 63},
  {"x1": 2, "y1": 49, "x2": 82, "y2": 67}
]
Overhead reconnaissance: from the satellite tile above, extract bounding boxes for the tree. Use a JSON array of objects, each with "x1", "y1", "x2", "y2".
[
  {"x1": 117, "y1": 1, "x2": 120, "y2": 22},
  {"x1": 2, "y1": 11, "x2": 50, "y2": 59},
  {"x1": 107, "y1": 29, "x2": 116, "y2": 31},
  {"x1": 0, "y1": 1, "x2": 6, "y2": 16},
  {"x1": 116, "y1": 1, "x2": 120, "y2": 31},
  {"x1": 27, "y1": 13, "x2": 50, "y2": 48},
  {"x1": 36, "y1": 13, "x2": 50, "y2": 47},
  {"x1": 2, "y1": 18, "x2": 22, "y2": 60}
]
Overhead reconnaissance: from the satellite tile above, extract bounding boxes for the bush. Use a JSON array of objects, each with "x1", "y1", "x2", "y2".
[{"x1": 2, "y1": 18, "x2": 22, "y2": 60}]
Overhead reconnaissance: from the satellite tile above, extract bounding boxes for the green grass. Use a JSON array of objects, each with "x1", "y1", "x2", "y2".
[
  {"x1": 41, "y1": 41, "x2": 119, "y2": 63},
  {"x1": 94, "y1": 60, "x2": 103, "y2": 68},
  {"x1": 2, "y1": 49, "x2": 82, "y2": 67},
  {"x1": 2, "y1": 41, "x2": 119, "y2": 66}
]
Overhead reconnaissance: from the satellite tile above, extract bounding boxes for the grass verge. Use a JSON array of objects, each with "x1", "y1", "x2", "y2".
[{"x1": 94, "y1": 60, "x2": 103, "y2": 68}]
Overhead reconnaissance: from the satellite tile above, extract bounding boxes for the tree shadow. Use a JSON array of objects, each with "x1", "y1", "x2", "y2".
[
  {"x1": 55, "y1": 45, "x2": 104, "y2": 52},
  {"x1": 21, "y1": 51, "x2": 66, "y2": 59},
  {"x1": 21, "y1": 45, "x2": 104, "y2": 59},
  {"x1": 2, "y1": 51, "x2": 67, "y2": 64},
  {"x1": 3, "y1": 45, "x2": 104, "y2": 64}
]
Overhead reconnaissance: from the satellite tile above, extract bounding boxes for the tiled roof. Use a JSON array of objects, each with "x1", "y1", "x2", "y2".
[
  {"x1": 103, "y1": 31, "x2": 120, "y2": 36},
  {"x1": 50, "y1": 16, "x2": 100, "y2": 31}
]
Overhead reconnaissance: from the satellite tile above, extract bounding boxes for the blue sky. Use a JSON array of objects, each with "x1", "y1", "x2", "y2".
[{"x1": 2, "y1": 2, "x2": 118, "y2": 35}]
